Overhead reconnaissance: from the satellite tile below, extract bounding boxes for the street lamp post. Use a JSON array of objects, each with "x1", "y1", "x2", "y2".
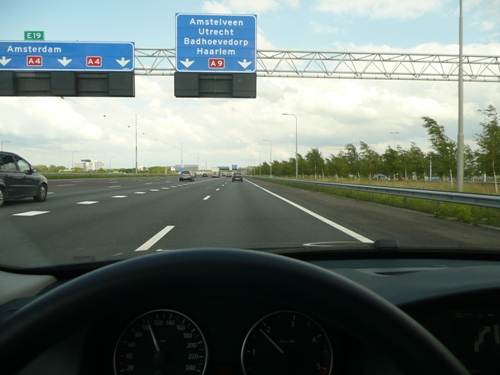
[
  {"x1": 263, "y1": 139, "x2": 272, "y2": 176},
  {"x1": 134, "y1": 114, "x2": 138, "y2": 174},
  {"x1": 1, "y1": 141, "x2": 11, "y2": 151},
  {"x1": 457, "y1": 0, "x2": 464, "y2": 192},
  {"x1": 254, "y1": 149, "x2": 261, "y2": 175},
  {"x1": 282, "y1": 113, "x2": 298, "y2": 179},
  {"x1": 72, "y1": 151, "x2": 79, "y2": 171}
]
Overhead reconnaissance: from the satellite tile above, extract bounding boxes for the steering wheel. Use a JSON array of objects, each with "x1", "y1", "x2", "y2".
[{"x1": 0, "y1": 249, "x2": 469, "y2": 375}]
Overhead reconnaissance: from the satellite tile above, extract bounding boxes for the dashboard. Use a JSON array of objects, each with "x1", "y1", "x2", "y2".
[{"x1": 2, "y1": 249, "x2": 500, "y2": 375}]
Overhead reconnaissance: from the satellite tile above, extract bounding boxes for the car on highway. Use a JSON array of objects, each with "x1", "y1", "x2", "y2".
[
  {"x1": 178, "y1": 170, "x2": 195, "y2": 182},
  {"x1": 2, "y1": 3, "x2": 500, "y2": 375},
  {"x1": 232, "y1": 171, "x2": 243, "y2": 182},
  {"x1": 374, "y1": 174, "x2": 389, "y2": 180},
  {"x1": 202, "y1": 172, "x2": 208, "y2": 177},
  {"x1": 0, "y1": 151, "x2": 48, "y2": 208}
]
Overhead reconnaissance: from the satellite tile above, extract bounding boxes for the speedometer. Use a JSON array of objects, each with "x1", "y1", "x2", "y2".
[
  {"x1": 113, "y1": 309, "x2": 207, "y2": 375},
  {"x1": 241, "y1": 311, "x2": 333, "y2": 375}
]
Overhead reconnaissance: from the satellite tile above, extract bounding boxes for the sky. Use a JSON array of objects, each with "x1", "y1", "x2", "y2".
[{"x1": 1, "y1": 0, "x2": 500, "y2": 170}]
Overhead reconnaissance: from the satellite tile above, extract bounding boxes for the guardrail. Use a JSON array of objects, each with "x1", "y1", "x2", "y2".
[{"x1": 266, "y1": 178, "x2": 500, "y2": 209}]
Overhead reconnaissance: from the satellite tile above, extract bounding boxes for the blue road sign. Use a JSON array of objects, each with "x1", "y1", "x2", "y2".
[
  {"x1": 176, "y1": 14, "x2": 256, "y2": 73},
  {"x1": 0, "y1": 41, "x2": 134, "y2": 71}
]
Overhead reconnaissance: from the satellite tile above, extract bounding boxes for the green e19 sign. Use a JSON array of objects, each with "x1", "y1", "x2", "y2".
[{"x1": 24, "y1": 31, "x2": 45, "y2": 40}]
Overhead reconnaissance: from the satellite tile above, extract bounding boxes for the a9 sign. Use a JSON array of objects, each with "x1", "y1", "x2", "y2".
[{"x1": 208, "y1": 58, "x2": 225, "y2": 69}]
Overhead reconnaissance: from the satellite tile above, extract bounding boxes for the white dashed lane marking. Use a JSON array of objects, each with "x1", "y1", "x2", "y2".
[
  {"x1": 135, "y1": 225, "x2": 175, "y2": 252},
  {"x1": 13, "y1": 178, "x2": 217, "y2": 218},
  {"x1": 12, "y1": 211, "x2": 49, "y2": 217}
]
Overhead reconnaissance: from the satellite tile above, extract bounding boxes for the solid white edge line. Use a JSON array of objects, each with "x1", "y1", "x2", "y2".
[
  {"x1": 135, "y1": 225, "x2": 175, "y2": 251},
  {"x1": 245, "y1": 180, "x2": 373, "y2": 243}
]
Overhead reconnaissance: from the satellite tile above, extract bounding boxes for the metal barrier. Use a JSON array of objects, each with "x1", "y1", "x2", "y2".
[{"x1": 266, "y1": 178, "x2": 500, "y2": 209}]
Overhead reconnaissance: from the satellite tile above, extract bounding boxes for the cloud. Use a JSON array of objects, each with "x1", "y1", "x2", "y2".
[
  {"x1": 467, "y1": 0, "x2": 500, "y2": 42},
  {"x1": 313, "y1": 0, "x2": 451, "y2": 20},
  {"x1": 257, "y1": 30, "x2": 276, "y2": 49},
  {"x1": 202, "y1": 0, "x2": 298, "y2": 14},
  {"x1": 309, "y1": 21, "x2": 341, "y2": 35}
]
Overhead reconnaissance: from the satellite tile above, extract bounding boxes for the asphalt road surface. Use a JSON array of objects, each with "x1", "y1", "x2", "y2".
[{"x1": 1, "y1": 176, "x2": 498, "y2": 268}]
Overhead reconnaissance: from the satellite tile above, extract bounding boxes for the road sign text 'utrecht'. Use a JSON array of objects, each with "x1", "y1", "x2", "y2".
[{"x1": 176, "y1": 14, "x2": 256, "y2": 73}]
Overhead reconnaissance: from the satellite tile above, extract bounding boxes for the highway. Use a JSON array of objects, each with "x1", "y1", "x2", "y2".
[{"x1": 1, "y1": 176, "x2": 499, "y2": 268}]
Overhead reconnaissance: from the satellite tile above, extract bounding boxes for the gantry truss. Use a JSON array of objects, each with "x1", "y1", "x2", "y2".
[{"x1": 134, "y1": 47, "x2": 500, "y2": 82}]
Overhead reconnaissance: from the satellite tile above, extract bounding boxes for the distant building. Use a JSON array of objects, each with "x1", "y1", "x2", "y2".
[{"x1": 74, "y1": 159, "x2": 105, "y2": 171}]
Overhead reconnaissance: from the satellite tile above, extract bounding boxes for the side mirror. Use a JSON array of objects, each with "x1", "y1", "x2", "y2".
[{"x1": 32, "y1": 168, "x2": 38, "y2": 173}]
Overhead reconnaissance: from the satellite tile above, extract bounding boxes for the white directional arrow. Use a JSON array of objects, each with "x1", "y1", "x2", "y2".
[
  {"x1": 238, "y1": 59, "x2": 252, "y2": 69},
  {"x1": 116, "y1": 57, "x2": 130, "y2": 67},
  {"x1": 180, "y1": 58, "x2": 194, "y2": 68},
  {"x1": 57, "y1": 57, "x2": 72, "y2": 66},
  {"x1": 0, "y1": 56, "x2": 11, "y2": 66}
]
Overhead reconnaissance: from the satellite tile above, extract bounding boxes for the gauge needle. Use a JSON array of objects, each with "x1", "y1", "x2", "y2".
[
  {"x1": 147, "y1": 320, "x2": 161, "y2": 352},
  {"x1": 259, "y1": 328, "x2": 284, "y2": 354}
]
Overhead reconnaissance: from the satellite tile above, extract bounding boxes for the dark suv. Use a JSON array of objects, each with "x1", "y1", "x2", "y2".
[
  {"x1": 179, "y1": 170, "x2": 195, "y2": 182},
  {"x1": 0, "y1": 151, "x2": 48, "y2": 208}
]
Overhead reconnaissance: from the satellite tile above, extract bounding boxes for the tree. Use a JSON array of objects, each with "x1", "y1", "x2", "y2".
[
  {"x1": 359, "y1": 141, "x2": 380, "y2": 179},
  {"x1": 297, "y1": 153, "x2": 306, "y2": 177},
  {"x1": 380, "y1": 147, "x2": 399, "y2": 179},
  {"x1": 343, "y1": 143, "x2": 360, "y2": 177},
  {"x1": 34, "y1": 164, "x2": 67, "y2": 173},
  {"x1": 422, "y1": 116, "x2": 457, "y2": 179},
  {"x1": 305, "y1": 148, "x2": 325, "y2": 178},
  {"x1": 475, "y1": 105, "x2": 500, "y2": 192},
  {"x1": 406, "y1": 142, "x2": 426, "y2": 179},
  {"x1": 261, "y1": 161, "x2": 270, "y2": 175},
  {"x1": 325, "y1": 152, "x2": 349, "y2": 178},
  {"x1": 464, "y1": 145, "x2": 477, "y2": 178}
]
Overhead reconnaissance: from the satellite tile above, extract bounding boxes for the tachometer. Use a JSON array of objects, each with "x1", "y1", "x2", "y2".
[
  {"x1": 241, "y1": 311, "x2": 333, "y2": 375},
  {"x1": 114, "y1": 309, "x2": 207, "y2": 375}
]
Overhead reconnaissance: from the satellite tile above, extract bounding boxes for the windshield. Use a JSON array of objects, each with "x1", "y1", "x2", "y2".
[{"x1": 1, "y1": 1, "x2": 499, "y2": 269}]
